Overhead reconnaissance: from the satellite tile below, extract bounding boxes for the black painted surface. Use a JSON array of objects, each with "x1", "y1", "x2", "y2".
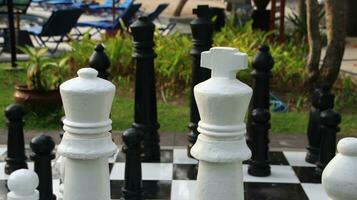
[
  {"x1": 89, "y1": 44, "x2": 110, "y2": 80},
  {"x1": 4, "y1": 104, "x2": 27, "y2": 174},
  {"x1": 116, "y1": 149, "x2": 173, "y2": 163},
  {"x1": 252, "y1": 9, "x2": 271, "y2": 31},
  {"x1": 245, "y1": 182, "x2": 309, "y2": 200},
  {"x1": 111, "y1": 180, "x2": 171, "y2": 199},
  {"x1": 315, "y1": 109, "x2": 341, "y2": 176},
  {"x1": 187, "y1": 5, "x2": 214, "y2": 158},
  {"x1": 130, "y1": 16, "x2": 160, "y2": 162},
  {"x1": 306, "y1": 86, "x2": 335, "y2": 164},
  {"x1": 121, "y1": 128, "x2": 143, "y2": 200},
  {"x1": 0, "y1": 148, "x2": 327, "y2": 200},
  {"x1": 30, "y1": 134, "x2": 56, "y2": 200},
  {"x1": 247, "y1": 45, "x2": 274, "y2": 177},
  {"x1": 293, "y1": 166, "x2": 321, "y2": 184}
]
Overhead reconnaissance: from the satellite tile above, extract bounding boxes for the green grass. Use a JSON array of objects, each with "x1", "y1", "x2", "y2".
[{"x1": 0, "y1": 66, "x2": 356, "y2": 136}]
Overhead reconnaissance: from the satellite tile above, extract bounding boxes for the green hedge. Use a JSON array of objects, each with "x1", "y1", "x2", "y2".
[{"x1": 65, "y1": 21, "x2": 307, "y2": 96}]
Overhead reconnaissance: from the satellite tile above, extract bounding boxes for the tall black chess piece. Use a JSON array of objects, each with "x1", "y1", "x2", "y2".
[
  {"x1": 187, "y1": 5, "x2": 214, "y2": 158},
  {"x1": 5, "y1": 104, "x2": 27, "y2": 174},
  {"x1": 130, "y1": 16, "x2": 160, "y2": 162},
  {"x1": 315, "y1": 109, "x2": 341, "y2": 176},
  {"x1": 306, "y1": 85, "x2": 334, "y2": 163},
  {"x1": 89, "y1": 43, "x2": 110, "y2": 80},
  {"x1": 247, "y1": 45, "x2": 274, "y2": 177},
  {"x1": 30, "y1": 134, "x2": 56, "y2": 200},
  {"x1": 121, "y1": 128, "x2": 143, "y2": 200}
]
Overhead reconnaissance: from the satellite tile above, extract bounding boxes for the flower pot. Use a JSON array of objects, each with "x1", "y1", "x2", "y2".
[{"x1": 14, "y1": 85, "x2": 62, "y2": 113}]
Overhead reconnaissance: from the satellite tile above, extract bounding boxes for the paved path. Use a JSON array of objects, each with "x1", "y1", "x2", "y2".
[
  {"x1": 0, "y1": 129, "x2": 346, "y2": 151},
  {"x1": 338, "y1": 38, "x2": 357, "y2": 79}
]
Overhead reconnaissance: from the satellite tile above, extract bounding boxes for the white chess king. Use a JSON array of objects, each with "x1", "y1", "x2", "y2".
[
  {"x1": 57, "y1": 68, "x2": 117, "y2": 200},
  {"x1": 191, "y1": 47, "x2": 252, "y2": 200}
]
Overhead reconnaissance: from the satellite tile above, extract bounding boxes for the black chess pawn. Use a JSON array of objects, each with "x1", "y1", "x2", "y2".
[
  {"x1": 122, "y1": 128, "x2": 143, "y2": 200},
  {"x1": 30, "y1": 134, "x2": 56, "y2": 200},
  {"x1": 5, "y1": 103, "x2": 27, "y2": 174},
  {"x1": 315, "y1": 109, "x2": 341, "y2": 176},
  {"x1": 306, "y1": 85, "x2": 334, "y2": 164},
  {"x1": 89, "y1": 43, "x2": 110, "y2": 80},
  {"x1": 247, "y1": 45, "x2": 274, "y2": 177}
]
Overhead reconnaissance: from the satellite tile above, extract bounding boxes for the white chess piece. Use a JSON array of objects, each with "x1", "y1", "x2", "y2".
[
  {"x1": 57, "y1": 68, "x2": 117, "y2": 200},
  {"x1": 191, "y1": 47, "x2": 252, "y2": 200},
  {"x1": 7, "y1": 169, "x2": 39, "y2": 200},
  {"x1": 54, "y1": 156, "x2": 65, "y2": 200},
  {"x1": 322, "y1": 137, "x2": 357, "y2": 200}
]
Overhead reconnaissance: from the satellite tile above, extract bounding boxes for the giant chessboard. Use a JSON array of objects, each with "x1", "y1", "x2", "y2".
[{"x1": 0, "y1": 146, "x2": 328, "y2": 200}]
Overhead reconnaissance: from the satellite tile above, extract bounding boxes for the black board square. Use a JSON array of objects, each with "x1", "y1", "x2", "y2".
[
  {"x1": 293, "y1": 166, "x2": 321, "y2": 183},
  {"x1": 243, "y1": 151, "x2": 289, "y2": 165},
  {"x1": 173, "y1": 164, "x2": 197, "y2": 180},
  {"x1": 115, "y1": 149, "x2": 173, "y2": 163},
  {"x1": 245, "y1": 182, "x2": 309, "y2": 200}
]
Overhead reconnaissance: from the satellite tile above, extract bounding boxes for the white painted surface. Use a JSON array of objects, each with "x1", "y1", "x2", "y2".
[
  {"x1": 322, "y1": 137, "x2": 357, "y2": 200},
  {"x1": 171, "y1": 180, "x2": 196, "y2": 200},
  {"x1": 173, "y1": 149, "x2": 198, "y2": 164},
  {"x1": 57, "y1": 68, "x2": 117, "y2": 200},
  {"x1": 301, "y1": 183, "x2": 329, "y2": 200},
  {"x1": 243, "y1": 165, "x2": 299, "y2": 183},
  {"x1": 110, "y1": 163, "x2": 173, "y2": 180},
  {"x1": 7, "y1": 169, "x2": 39, "y2": 200},
  {"x1": 283, "y1": 151, "x2": 315, "y2": 167},
  {"x1": 64, "y1": 158, "x2": 111, "y2": 200},
  {"x1": 191, "y1": 47, "x2": 252, "y2": 200}
]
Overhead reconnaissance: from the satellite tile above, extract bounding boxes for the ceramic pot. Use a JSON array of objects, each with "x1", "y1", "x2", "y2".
[{"x1": 14, "y1": 85, "x2": 62, "y2": 113}]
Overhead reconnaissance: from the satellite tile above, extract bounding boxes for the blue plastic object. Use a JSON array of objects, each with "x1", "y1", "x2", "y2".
[{"x1": 270, "y1": 92, "x2": 288, "y2": 112}]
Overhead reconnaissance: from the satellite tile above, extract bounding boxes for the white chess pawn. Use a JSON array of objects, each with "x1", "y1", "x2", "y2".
[
  {"x1": 322, "y1": 137, "x2": 357, "y2": 200},
  {"x1": 7, "y1": 169, "x2": 39, "y2": 200}
]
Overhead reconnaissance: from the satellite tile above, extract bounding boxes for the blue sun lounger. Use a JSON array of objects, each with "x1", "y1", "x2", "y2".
[
  {"x1": 76, "y1": 3, "x2": 140, "y2": 35},
  {"x1": 26, "y1": 8, "x2": 83, "y2": 53},
  {"x1": 88, "y1": 0, "x2": 132, "y2": 11}
]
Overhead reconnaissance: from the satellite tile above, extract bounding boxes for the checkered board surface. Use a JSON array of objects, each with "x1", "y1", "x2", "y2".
[{"x1": 0, "y1": 146, "x2": 328, "y2": 200}]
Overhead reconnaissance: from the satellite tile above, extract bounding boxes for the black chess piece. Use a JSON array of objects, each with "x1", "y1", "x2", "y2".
[
  {"x1": 247, "y1": 45, "x2": 274, "y2": 177},
  {"x1": 130, "y1": 16, "x2": 160, "y2": 162},
  {"x1": 305, "y1": 88, "x2": 322, "y2": 163},
  {"x1": 306, "y1": 85, "x2": 335, "y2": 164},
  {"x1": 30, "y1": 134, "x2": 56, "y2": 200},
  {"x1": 315, "y1": 109, "x2": 341, "y2": 176},
  {"x1": 5, "y1": 104, "x2": 27, "y2": 174},
  {"x1": 89, "y1": 43, "x2": 110, "y2": 80},
  {"x1": 121, "y1": 128, "x2": 143, "y2": 200},
  {"x1": 187, "y1": 5, "x2": 214, "y2": 158}
]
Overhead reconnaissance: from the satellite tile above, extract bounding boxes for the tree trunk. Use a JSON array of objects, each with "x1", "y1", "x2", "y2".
[
  {"x1": 318, "y1": 0, "x2": 346, "y2": 89},
  {"x1": 173, "y1": 0, "x2": 189, "y2": 16},
  {"x1": 299, "y1": 0, "x2": 307, "y2": 20},
  {"x1": 305, "y1": 0, "x2": 322, "y2": 94}
]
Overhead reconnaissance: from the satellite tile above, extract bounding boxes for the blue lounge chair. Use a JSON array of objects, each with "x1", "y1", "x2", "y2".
[
  {"x1": 88, "y1": 0, "x2": 132, "y2": 11},
  {"x1": 76, "y1": 3, "x2": 141, "y2": 35},
  {"x1": 26, "y1": 8, "x2": 83, "y2": 53},
  {"x1": 146, "y1": 3, "x2": 168, "y2": 22}
]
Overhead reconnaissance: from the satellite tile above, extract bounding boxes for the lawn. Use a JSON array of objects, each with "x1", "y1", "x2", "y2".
[{"x1": 0, "y1": 65, "x2": 356, "y2": 136}]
